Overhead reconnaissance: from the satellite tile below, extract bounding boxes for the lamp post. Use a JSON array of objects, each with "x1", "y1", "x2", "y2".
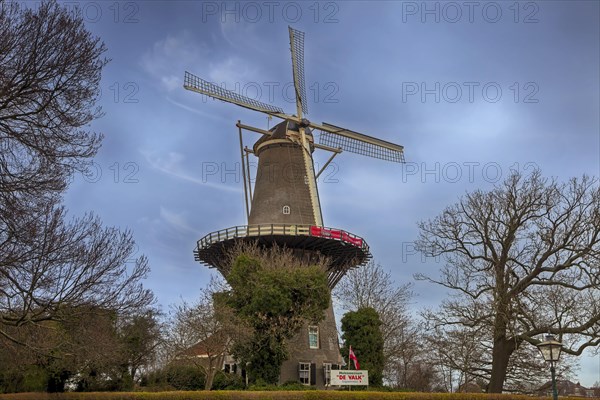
[{"x1": 536, "y1": 334, "x2": 562, "y2": 400}]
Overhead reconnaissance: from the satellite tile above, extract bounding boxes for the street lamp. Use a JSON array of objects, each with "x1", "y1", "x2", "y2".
[{"x1": 536, "y1": 334, "x2": 562, "y2": 400}]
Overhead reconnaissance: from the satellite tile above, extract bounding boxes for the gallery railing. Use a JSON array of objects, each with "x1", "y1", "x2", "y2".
[{"x1": 196, "y1": 224, "x2": 370, "y2": 254}]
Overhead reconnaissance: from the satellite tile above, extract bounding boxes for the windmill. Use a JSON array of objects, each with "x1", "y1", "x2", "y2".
[{"x1": 184, "y1": 27, "x2": 404, "y2": 387}]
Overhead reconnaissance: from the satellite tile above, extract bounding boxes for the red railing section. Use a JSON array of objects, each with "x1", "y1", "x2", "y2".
[{"x1": 197, "y1": 224, "x2": 368, "y2": 253}]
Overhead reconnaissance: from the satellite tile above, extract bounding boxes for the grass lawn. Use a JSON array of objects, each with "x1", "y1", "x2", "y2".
[{"x1": 0, "y1": 391, "x2": 584, "y2": 400}]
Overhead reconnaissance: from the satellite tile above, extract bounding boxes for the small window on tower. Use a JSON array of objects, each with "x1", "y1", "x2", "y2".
[
  {"x1": 308, "y1": 326, "x2": 319, "y2": 349},
  {"x1": 283, "y1": 205, "x2": 291, "y2": 215},
  {"x1": 299, "y1": 362, "x2": 310, "y2": 385}
]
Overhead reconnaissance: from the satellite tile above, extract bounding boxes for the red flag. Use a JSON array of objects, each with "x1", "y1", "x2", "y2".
[{"x1": 348, "y1": 345, "x2": 360, "y2": 369}]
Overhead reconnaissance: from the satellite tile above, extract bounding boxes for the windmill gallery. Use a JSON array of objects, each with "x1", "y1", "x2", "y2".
[{"x1": 184, "y1": 27, "x2": 404, "y2": 388}]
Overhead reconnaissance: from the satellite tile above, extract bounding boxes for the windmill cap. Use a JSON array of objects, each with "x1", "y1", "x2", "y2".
[{"x1": 253, "y1": 120, "x2": 313, "y2": 155}]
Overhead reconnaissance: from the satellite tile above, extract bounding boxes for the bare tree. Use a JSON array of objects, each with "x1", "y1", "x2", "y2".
[
  {"x1": 0, "y1": 198, "x2": 154, "y2": 348},
  {"x1": 424, "y1": 325, "x2": 489, "y2": 392},
  {"x1": 0, "y1": 0, "x2": 154, "y2": 354},
  {"x1": 422, "y1": 322, "x2": 577, "y2": 393},
  {"x1": 416, "y1": 170, "x2": 600, "y2": 392},
  {"x1": 334, "y1": 261, "x2": 418, "y2": 387},
  {"x1": 165, "y1": 284, "x2": 240, "y2": 390},
  {"x1": 0, "y1": 0, "x2": 106, "y2": 203},
  {"x1": 403, "y1": 361, "x2": 440, "y2": 392}
]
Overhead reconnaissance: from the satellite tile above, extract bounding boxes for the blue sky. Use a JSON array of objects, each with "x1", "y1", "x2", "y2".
[{"x1": 61, "y1": 0, "x2": 599, "y2": 386}]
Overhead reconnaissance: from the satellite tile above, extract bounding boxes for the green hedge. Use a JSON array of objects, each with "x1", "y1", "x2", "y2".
[{"x1": 0, "y1": 392, "x2": 586, "y2": 400}]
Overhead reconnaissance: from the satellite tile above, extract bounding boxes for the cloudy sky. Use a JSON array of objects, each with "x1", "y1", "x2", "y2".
[{"x1": 61, "y1": 0, "x2": 599, "y2": 386}]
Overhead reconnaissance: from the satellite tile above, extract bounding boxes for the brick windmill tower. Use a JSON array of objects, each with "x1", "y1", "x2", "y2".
[{"x1": 184, "y1": 27, "x2": 404, "y2": 388}]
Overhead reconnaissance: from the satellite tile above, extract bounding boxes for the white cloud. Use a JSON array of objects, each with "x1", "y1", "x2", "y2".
[
  {"x1": 161, "y1": 75, "x2": 181, "y2": 92},
  {"x1": 219, "y1": 20, "x2": 264, "y2": 53},
  {"x1": 207, "y1": 56, "x2": 257, "y2": 86},
  {"x1": 140, "y1": 32, "x2": 208, "y2": 92},
  {"x1": 165, "y1": 96, "x2": 227, "y2": 121},
  {"x1": 141, "y1": 30, "x2": 261, "y2": 99},
  {"x1": 141, "y1": 149, "x2": 241, "y2": 193},
  {"x1": 159, "y1": 206, "x2": 198, "y2": 235}
]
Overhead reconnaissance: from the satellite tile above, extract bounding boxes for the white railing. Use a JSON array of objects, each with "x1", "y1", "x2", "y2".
[{"x1": 196, "y1": 224, "x2": 370, "y2": 253}]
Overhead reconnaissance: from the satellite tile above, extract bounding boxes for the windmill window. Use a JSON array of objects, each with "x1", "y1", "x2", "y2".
[
  {"x1": 283, "y1": 205, "x2": 291, "y2": 215},
  {"x1": 308, "y1": 326, "x2": 319, "y2": 349},
  {"x1": 223, "y1": 363, "x2": 237, "y2": 374},
  {"x1": 299, "y1": 362, "x2": 310, "y2": 385},
  {"x1": 323, "y1": 363, "x2": 332, "y2": 386}
]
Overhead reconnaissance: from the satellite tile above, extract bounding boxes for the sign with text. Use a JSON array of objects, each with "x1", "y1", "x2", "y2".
[{"x1": 330, "y1": 370, "x2": 369, "y2": 386}]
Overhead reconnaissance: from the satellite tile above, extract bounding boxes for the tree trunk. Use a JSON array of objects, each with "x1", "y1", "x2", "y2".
[
  {"x1": 205, "y1": 359, "x2": 216, "y2": 390},
  {"x1": 130, "y1": 366, "x2": 138, "y2": 384},
  {"x1": 205, "y1": 353, "x2": 225, "y2": 390},
  {"x1": 488, "y1": 262, "x2": 516, "y2": 394},
  {"x1": 488, "y1": 336, "x2": 516, "y2": 393}
]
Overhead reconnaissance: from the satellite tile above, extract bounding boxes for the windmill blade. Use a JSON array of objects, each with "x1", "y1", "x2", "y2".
[
  {"x1": 184, "y1": 71, "x2": 286, "y2": 115},
  {"x1": 313, "y1": 122, "x2": 405, "y2": 163},
  {"x1": 288, "y1": 26, "x2": 308, "y2": 116}
]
